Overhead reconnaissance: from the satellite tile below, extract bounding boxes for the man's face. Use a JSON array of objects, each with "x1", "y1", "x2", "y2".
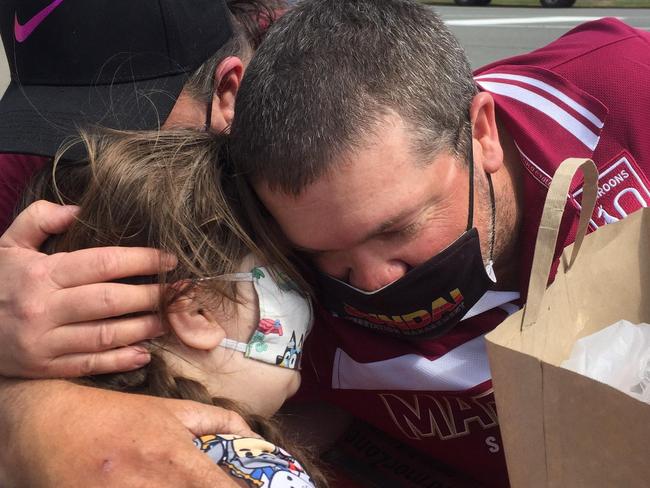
[{"x1": 255, "y1": 113, "x2": 496, "y2": 292}]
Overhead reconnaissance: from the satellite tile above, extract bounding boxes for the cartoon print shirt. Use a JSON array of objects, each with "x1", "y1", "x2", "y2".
[{"x1": 194, "y1": 434, "x2": 316, "y2": 488}]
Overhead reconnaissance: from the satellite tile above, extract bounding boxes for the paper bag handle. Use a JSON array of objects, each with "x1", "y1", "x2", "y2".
[{"x1": 521, "y1": 158, "x2": 598, "y2": 330}]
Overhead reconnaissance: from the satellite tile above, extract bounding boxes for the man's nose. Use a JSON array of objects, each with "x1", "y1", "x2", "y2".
[{"x1": 348, "y1": 258, "x2": 409, "y2": 292}]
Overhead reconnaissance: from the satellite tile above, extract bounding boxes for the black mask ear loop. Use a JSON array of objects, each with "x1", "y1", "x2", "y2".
[
  {"x1": 466, "y1": 145, "x2": 475, "y2": 232},
  {"x1": 204, "y1": 72, "x2": 215, "y2": 132},
  {"x1": 466, "y1": 141, "x2": 497, "y2": 273},
  {"x1": 487, "y1": 172, "x2": 496, "y2": 265},
  {"x1": 204, "y1": 99, "x2": 213, "y2": 132}
]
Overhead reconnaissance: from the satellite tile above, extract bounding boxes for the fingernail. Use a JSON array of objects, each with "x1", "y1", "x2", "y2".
[
  {"x1": 64, "y1": 205, "x2": 81, "y2": 216},
  {"x1": 134, "y1": 344, "x2": 151, "y2": 354},
  {"x1": 161, "y1": 253, "x2": 178, "y2": 269},
  {"x1": 134, "y1": 351, "x2": 151, "y2": 367},
  {"x1": 134, "y1": 343, "x2": 150, "y2": 353}
]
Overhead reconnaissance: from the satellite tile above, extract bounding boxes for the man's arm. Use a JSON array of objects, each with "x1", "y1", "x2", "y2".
[
  {"x1": 0, "y1": 378, "x2": 251, "y2": 487},
  {"x1": 0, "y1": 201, "x2": 173, "y2": 378}
]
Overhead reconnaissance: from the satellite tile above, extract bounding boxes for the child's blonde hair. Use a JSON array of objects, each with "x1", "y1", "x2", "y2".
[
  {"x1": 25, "y1": 129, "x2": 257, "y2": 310},
  {"x1": 20, "y1": 128, "x2": 327, "y2": 487}
]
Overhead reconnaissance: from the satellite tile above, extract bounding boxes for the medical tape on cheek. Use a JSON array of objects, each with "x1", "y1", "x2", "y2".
[
  {"x1": 219, "y1": 338, "x2": 248, "y2": 353},
  {"x1": 197, "y1": 272, "x2": 254, "y2": 283}
]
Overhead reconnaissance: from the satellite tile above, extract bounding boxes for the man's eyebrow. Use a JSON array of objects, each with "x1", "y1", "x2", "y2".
[
  {"x1": 368, "y1": 192, "x2": 440, "y2": 238},
  {"x1": 293, "y1": 206, "x2": 425, "y2": 255},
  {"x1": 374, "y1": 215, "x2": 405, "y2": 234},
  {"x1": 371, "y1": 207, "x2": 420, "y2": 235}
]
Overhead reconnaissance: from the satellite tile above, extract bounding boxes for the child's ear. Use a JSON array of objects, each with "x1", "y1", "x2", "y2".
[{"x1": 168, "y1": 296, "x2": 226, "y2": 350}]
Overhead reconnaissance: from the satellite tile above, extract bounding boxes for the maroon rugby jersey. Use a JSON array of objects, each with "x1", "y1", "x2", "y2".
[
  {"x1": 300, "y1": 18, "x2": 650, "y2": 487},
  {"x1": 0, "y1": 153, "x2": 48, "y2": 233}
]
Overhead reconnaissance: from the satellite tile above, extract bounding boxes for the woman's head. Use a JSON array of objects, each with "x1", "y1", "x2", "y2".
[{"x1": 21, "y1": 128, "x2": 303, "y2": 417}]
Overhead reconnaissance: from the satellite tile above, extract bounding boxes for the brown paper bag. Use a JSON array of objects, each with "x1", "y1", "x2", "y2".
[{"x1": 486, "y1": 158, "x2": 650, "y2": 488}]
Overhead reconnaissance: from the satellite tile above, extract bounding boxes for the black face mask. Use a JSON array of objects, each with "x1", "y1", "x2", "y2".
[{"x1": 316, "y1": 154, "x2": 497, "y2": 340}]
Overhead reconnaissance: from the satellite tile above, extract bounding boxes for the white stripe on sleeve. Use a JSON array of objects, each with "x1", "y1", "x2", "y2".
[
  {"x1": 476, "y1": 80, "x2": 600, "y2": 151},
  {"x1": 475, "y1": 73, "x2": 604, "y2": 128}
]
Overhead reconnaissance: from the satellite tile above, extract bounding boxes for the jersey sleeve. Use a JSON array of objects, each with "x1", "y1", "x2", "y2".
[{"x1": 0, "y1": 153, "x2": 49, "y2": 233}]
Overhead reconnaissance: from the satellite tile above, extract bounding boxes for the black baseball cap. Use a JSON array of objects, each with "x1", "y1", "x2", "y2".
[{"x1": 0, "y1": 0, "x2": 233, "y2": 158}]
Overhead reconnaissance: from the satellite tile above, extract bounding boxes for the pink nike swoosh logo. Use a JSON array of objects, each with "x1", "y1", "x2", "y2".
[{"x1": 14, "y1": 0, "x2": 65, "y2": 43}]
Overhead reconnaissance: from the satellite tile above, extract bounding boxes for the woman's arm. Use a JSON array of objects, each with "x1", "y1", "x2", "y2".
[{"x1": 0, "y1": 378, "x2": 248, "y2": 487}]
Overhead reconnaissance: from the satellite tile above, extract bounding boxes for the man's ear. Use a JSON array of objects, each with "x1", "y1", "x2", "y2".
[
  {"x1": 470, "y1": 92, "x2": 503, "y2": 175},
  {"x1": 167, "y1": 296, "x2": 226, "y2": 350},
  {"x1": 208, "y1": 56, "x2": 245, "y2": 132}
]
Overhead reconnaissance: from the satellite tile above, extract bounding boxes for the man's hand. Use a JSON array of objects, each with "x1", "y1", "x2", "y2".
[
  {"x1": 0, "y1": 201, "x2": 176, "y2": 378},
  {"x1": 0, "y1": 379, "x2": 254, "y2": 487}
]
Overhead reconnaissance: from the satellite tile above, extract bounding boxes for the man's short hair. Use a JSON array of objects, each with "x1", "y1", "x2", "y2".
[
  {"x1": 185, "y1": 0, "x2": 281, "y2": 104},
  {"x1": 230, "y1": 0, "x2": 477, "y2": 195}
]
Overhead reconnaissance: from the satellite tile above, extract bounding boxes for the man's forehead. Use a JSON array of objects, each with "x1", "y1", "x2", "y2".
[
  {"x1": 254, "y1": 153, "x2": 456, "y2": 253},
  {"x1": 254, "y1": 177, "x2": 392, "y2": 252}
]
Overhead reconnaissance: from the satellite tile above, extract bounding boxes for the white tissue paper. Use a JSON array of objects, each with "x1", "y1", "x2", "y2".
[{"x1": 561, "y1": 320, "x2": 650, "y2": 404}]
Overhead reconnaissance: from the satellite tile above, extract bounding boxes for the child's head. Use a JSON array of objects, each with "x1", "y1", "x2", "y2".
[{"x1": 22, "y1": 128, "x2": 309, "y2": 417}]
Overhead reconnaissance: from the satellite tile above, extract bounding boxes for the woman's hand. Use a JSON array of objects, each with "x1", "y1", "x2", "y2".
[{"x1": 0, "y1": 201, "x2": 174, "y2": 378}]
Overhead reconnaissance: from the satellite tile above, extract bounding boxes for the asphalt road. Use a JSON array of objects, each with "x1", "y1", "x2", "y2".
[
  {"x1": 433, "y1": 6, "x2": 650, "y2": 67},
  {"x1": 0, "y1": 8, "x2": 647, "y2": 93}
]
